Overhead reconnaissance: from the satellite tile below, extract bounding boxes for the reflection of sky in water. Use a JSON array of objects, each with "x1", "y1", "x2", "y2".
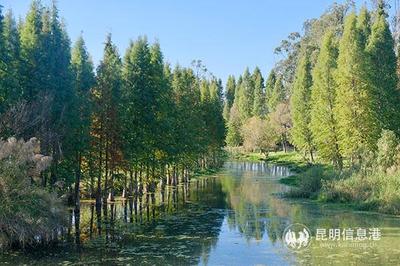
[
  {"x1": 1, "y1": 161, "x2": 400, "y2": 265},
  {"x1": 207, "y1": 161, "x2": 400, "y2": 266},
  {"x1": 224, "y1": 161, "x2": 291, "y2": 178},
  {"x1": 206, "y1": 217, "x2": 293, "y2": 266}
]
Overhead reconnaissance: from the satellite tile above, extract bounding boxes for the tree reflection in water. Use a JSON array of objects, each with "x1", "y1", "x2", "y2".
[
  {"x1": 65, "y1": 176, "x2": 226, "y2": 265},
  {"x1": 2, "y1": 161, "x2": 400, "y2": 265}
]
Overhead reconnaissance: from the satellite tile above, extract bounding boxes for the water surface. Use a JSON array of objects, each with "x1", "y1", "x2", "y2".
[{"x1": 1, "y1": 161, "x2": 399, "y2": 265}]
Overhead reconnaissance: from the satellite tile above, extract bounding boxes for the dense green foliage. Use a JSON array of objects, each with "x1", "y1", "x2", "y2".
[
  {"x1": 290, "y1": 50, "x2": 313, "y2": 160},
  {"x1": 310, "y1": 31, "x2": 341, "y2": 168},
  {"x1": 0, "y1": 1, "x2": 226, "y2": 248},
  {"x1": 223, "y1": 2, "x2": 400, "y2": 214},
  {"x1": 3, "y1": 0, "x2": 400, "y2": 250}
]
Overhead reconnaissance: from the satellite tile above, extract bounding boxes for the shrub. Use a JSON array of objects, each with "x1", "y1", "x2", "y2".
[
  {"x1": 321, "y1": 171, "x2": 400, "y2": 215},
  {"x1": 0, "y1": 137, "x2": 67, "y2": 250}
]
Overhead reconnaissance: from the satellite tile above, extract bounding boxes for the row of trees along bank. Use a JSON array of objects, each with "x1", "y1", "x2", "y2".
[
  {"x1": 0, "y1": 1, "x2": 225, "y2": 248},
  {"x1": 225, "y1": 1, "x2": 400, "y2": 168}
]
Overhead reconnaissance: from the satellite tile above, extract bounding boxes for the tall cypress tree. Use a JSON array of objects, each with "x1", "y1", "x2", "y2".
[
  {"x1": 45, "y1": 3, "x2": 73, "y2": 185},
  {"x1": 223, "y1": 75, "x2": 236, "y2": 121},
  {"x1": 335, "y1": 12, "x2": 378, "y2": 161},
  {"x1": 122, "y1": 37, "x2": 153, "y2": 167},
  {"x1": 291, "y1": 50, "x2": 314, "y2": 161},
  {"x1": 209, "y1": 79, "x2": 226, "y2": 152},
  {"x1": 265, "y1": 70, "x2": 277, "y2": 113},
  {"x1": 170, "y1": 66, "x2": 203, "y2": 168},
  {"x1": 0, "y1": 6, "x2": 6, "y2": 114},
  {"x1": 269, "y1": 75, "x2": 285, "y2": 112},
  {"x1": 70, "y1": 35, "x2": 95, "y2": 202},
  {"x1": 94, "y1": 34, "x2": 122, "y2": 201},
  {"x1": 252, "y1": 67, "x2": 264, "y2": 117},
  {"x1": 310, "y1": 31, "x2": 342, "y2": 168},
  {"x1": 357, "y1": 5, "x2": 371, "y2": 49},
  {"x1": 236, "y1": 68, "x2": 254, "y2": 121},
  {"x1": 225, "y1": 75, "x2": 236, "y2": 108},
  {"x1": 19, "y1": 0, "x2": 43, "y2": 100},
  {"x1": 366, "y1": 4, "x2": 400, "y2": 134},
  {"x1": 1, "y1": 10, "x2": 21, "y2": 112},
  {"x1": 149, "y1": 41, "x2": 175, "y2": 174},
  {"x1": 226, "y1": 103, "x2": 242, "y2": 146}
]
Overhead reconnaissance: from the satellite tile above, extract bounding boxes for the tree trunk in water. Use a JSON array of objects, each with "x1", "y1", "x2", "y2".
[
  {"x1": 139, "y1": 165, "x2": 143, "y2": 196},
  {"x1": 96, "y1": 130, "x2": 103, "y2": 208},
  {"x1": 103, "y1": 147, "x2": 109, "y2": 204},
  {"x1": 89, "y1": 151, "x2": 95, "y2": 199},
  {"x1": 89, "y1": 204, "x2": 94, "y2": 238},
  {"x1": 108, "y1": 170, "x2": 115, "y2": 202},
  {"x1": 74, "y1": 153, "x2": 81, "y2": 247}
]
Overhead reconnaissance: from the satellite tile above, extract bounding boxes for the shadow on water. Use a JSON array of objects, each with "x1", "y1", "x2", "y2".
[{"x1": 1, "y1": 161, "x2": 400, "y2": 265}]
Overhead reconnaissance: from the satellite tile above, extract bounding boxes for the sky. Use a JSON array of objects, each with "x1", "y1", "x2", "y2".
[{"x1": 0, "y1": 0, "x2": 385, "y2": 84}]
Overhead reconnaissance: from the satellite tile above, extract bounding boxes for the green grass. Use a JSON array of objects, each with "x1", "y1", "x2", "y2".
[
  {"x1": 265, "y1": 151, "x2": 400, "y2": 215},
  {"x1": 320, "y1": 171, "x2": 400, "y2": 215},
  {"x1": 192, "y1": 167, "x2": 219, "y2": 178},
  {"x1": 266, "y1": 151, "x2": 310, "y2": 172},
  {"x1": 264, "y1": 151, "x2": 315, "y2": 186},
  {"x1": 228, "y1": 151, "x2": 266, "y2": 161}
]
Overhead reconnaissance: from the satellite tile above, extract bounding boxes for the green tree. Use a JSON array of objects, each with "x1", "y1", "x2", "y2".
[
  {"x1": 93, "y1": 34, "x2": 122, "y2": 202},
  {"x1": 310, "y1": 31, "x2": 342, "y2": 168},
  {"x1": 334, "y1": 12, "x2": 378, "y2": 161},
  {"x1": 223, "y1": 75, "x2": 236, "y2": 121},
  {"x1": 226, "y1": 103, "x2": 242, "y2": 146},
  {"x1": 252, "y1": 67, "x2": 264, "y2": 117},
  {"x1": 225, "y1": 75, "x2": 236, "y2": 108},
  {"x1": 236, "y1": 68, "x2": 254, "y2": 121},
  {"x1": 0, "y1": 6, "x2": 6, "y2": 114},
  {"x1": 366, "y1": 4, "x2": 400, "y2": 134},
  {"x1": 1, "y1": 10, "x2": 21, "y2": 115},
  {"x1": 265, "y1": 69, "x2": 277, "y2": 112},
  {"x1": 45, "y1": 3, "x2": 74, "y2": 185},
  {"x1": 376, "y1": 130, "x2": 399, "y2": 173},
  {"x1": 357, "y1": 5, "x2": 371, "y2": 48},
  {"x1": 268, "y1": 75, "x2": 285, "y2": 112},
  {"x1": 290, "y1": 50, "x2": 314, "y2": 161},
  {"x1": 70, "y1": 35, "x2": 95, "y2": 203},
  {"x1": 19, "y1": 0, "x2": 43, "y2": 101}
]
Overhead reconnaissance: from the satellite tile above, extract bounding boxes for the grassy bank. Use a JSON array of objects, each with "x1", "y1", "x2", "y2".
[
  {"x1": 265, "y1": 151, "x2": 313, "y2": 186},
  {"x1": 270, "y1": 152, "x2": 400, "y2": 215},
  {"x1": 228, "y1": 149, "x2": 400, "y2": 215}
]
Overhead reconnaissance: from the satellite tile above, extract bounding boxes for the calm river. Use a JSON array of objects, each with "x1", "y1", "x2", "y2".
[{"x1": 1, "y1": 161, "x2": 400, "y2": 265}]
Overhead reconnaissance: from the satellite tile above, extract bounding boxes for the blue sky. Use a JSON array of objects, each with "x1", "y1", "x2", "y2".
[{"x1": 1, "y1": 0, "x2": 381, "y2": 83}]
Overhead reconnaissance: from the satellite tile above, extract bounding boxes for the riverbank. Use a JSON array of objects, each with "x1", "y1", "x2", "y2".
[
  {"x1": 228, "y1": 150, "x2": 400, "y2": 215},
  {"x1": 227, "y1": 150, "x2": 310, "y2": 185}
]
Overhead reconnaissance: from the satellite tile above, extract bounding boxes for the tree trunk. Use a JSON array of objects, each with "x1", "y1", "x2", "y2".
[{"x1": 74, "y1": 153, "x2": 81, "y2": 209}]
